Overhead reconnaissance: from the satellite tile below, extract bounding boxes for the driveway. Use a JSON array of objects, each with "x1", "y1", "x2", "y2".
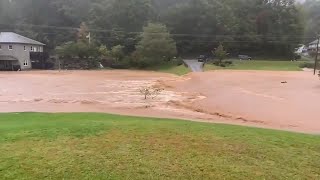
[{"x1": 183, "y1": 60, "x2": 204, "y2": 72}]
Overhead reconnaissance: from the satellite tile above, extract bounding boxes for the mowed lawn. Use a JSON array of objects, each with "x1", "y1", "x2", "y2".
[
  {"x1": 149, "y1": 63, "x2": 190, "y2": 75},
  {"x1": 0, "y1": 113, "x2": 320, "y2": 179},
  {"x1": 205, "y1": 60, "x2": 305, "y2": 71}
]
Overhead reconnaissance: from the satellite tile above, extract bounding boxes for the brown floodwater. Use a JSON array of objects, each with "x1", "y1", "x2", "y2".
[
  {"x1": 0, "y1": 70, "x2": 319, "y2": 133},
  {"x1": 169, "y1": 70, "x2": 320, "y2": 133}
]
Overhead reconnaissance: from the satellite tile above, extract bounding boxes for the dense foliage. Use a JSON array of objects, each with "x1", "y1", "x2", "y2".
[
  {"x1": 301, "y1": 0, "x2": 320, "y2": 43},
  {"x1": 133, "y1": 23, "x2": 177, "y2": 67},
  {"x1": 0, "y1": 0, "x2": 317, "y2": 59},
  {"x1": 214, "y1": 44, "x2": 228, "y2": 64}
]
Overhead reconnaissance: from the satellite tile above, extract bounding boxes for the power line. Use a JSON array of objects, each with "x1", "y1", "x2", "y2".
[
  {"x1": 8, "y1": 33, "x2": 309, "y2": 44},
  {"x1": 14, "y1": 33, "x2": 307, "y2": 43},
  {"x1": 0, "y1": 23, "x2": 316, "y2": 39}
]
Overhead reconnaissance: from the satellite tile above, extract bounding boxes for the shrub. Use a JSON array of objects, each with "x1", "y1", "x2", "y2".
[
  {"x1": 110, "y1": 63, "x2": 129, "y2": 69},
  {"x1": 60, "y1": 58, "x2": 99, "y2": 70},
  {"x1": 111, "y1": 45, "x2": 125, "y2": 61},
  {"x1": 110, "y1": 56, "x2": 131, "y2": 69},
  {"x1": 172, "y1": 57, "x2": 183, "y2": 66},
  {"x1": 135, "y1": 58, "x2": 153, "y2": 69},
  {"x1": 299, "y1": 62, "x2": 319, "y2": 69},
  {"x1": 213, "y1": 60, "x2": 233, "y2": 67},
  {"x1": 56, "y1": 41, "x2": 99, "y2": 59},
  {"x1": 213, "y1": 44, "x2": 228, "y2": 64},
  {"x1": 294, "y1": 54, "x2": 301, "y2": 60},
  {"x1": 56, "y1": 41, "x2": 100, "y2": 69},
  {"x1": 100, "y1": 58, "x2": 113, "y2": 67},
  {"x1": 224, "y1": 60, "x2": 233, "y2": 65}
]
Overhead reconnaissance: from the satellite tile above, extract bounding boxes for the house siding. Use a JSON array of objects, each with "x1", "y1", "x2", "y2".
[
  {"x1": 0, "y1": 43, "x2": 44, "y2": 70},
  {"x1": 309, "y1": 44, "x2": 318, "y2": 49}
]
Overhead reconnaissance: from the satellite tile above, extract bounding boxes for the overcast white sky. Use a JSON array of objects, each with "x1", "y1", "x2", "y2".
[{"x1": 296, "y1": 0, "x2": 306, "y2": 3}]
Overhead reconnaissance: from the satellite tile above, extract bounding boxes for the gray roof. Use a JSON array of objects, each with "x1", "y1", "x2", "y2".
[
  {"x1": 309, "y1": 39, "x2": 319, "y2": 45},
  {"x1": 0, "y1": 32, "x2": 45, "y2": 45}
]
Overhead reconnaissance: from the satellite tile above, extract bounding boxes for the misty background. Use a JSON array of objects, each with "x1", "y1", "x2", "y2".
[{"x1": 0, "y1": 0, "x2": 319, "y2": 58}]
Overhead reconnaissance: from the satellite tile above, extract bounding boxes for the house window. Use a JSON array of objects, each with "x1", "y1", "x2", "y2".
[
  {"x1": 31, "y1": 46, "x2": 33, "y2": 51},
  {"x1": 23, "y1": 60, "x2": 28, "y2": 66},
  {"x1": 0, "y1": 45, "x2": 2, "y2": 50},
  {"x1": 39, "y1": 46, "x2": 42, "y2": 52},
  {"x1": 8, "y1": 45, "x2": 13, "y2": 50},
  {"x1": 24, "y1": 46, "x2": 26, "y2": 51},
  {"x1": 34, "y1": 47, "x2": 37, "y2": 52}
]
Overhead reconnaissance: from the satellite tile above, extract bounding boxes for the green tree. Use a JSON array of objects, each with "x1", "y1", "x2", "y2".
[
  {"x1": 111, "y1": 45, "x2": 124, "y2": 61},
  {"x1": 0, "y1": 0, "x2": 305, "y2": 59},
  {"x1": 77, "y1": 22, "x2": 90, "y2": 42},
  {"x1": 98, "y1": 45, "x2": 110, "y2": 59},
  {"x1": 164, "y1": 0, "x2": 303, "y2": 58},
  {"x1": 134, "y1": 23, "x2": 177, "y2": 67},
  {"x1": 89, "y1": 0, "x2": 154, "y2": 51},
  {"x1": 56, "y1": 41, "x2": 98, "y2": 59},
  {"x1": 90, "y1": 0, "x2": 153, "y2": 32},
  {"x1": 0, "y1": 0, "x2": 92, "y2": 51},
  {"x1": 214, "y1": 44, "x2": 228, "y2": 64},
  {"x1": 302, "y1": 0, "x2": 320, "y2": 42},
  {"x1": 164, "y1": 0, "x2": 238, "y2": 54}
]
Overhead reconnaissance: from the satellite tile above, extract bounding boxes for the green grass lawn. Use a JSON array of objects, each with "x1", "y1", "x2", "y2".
[
  {"x1": 0, "y1": 113, "x2": 319, "y2": 179},
  {"x1": 149, "y1": 63, "x2": 190, "y2": 75},
  {"x1": 205, "y1": 60, "x2": 305, "y2": 71}
]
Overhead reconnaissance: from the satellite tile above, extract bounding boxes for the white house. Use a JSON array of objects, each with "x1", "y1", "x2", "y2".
[{"x1": 308, "y1": 39, "x2": 319, "y2": 51}]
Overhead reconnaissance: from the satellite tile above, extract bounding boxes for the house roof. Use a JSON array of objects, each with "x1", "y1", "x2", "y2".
[
  {"x1": 0, "y1": 32, "x2": 45, "y2": 46},
  {"x1": 309, "y1": 39, "x2": 319, "y2": 45}
]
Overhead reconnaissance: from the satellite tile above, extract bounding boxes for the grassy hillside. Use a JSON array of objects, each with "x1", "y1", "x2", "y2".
[{"x1": 0, "y1": 113, "x2": 319, "y2": 179}]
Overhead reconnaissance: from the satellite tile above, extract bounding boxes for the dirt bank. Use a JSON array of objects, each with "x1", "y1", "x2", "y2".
[{"x1": 0, "y1": 70, "x2": 319, "y2": 133}]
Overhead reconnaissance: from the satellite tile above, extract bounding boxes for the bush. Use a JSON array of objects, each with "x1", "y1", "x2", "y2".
[
  {"x1": 129, "y1": 52, "x2": 154, "y2": 69},
  {"x1": 213, "y1": 44, "x2": 228, "y2": 63},
  {"x1": 294, "y1": 54, "x2": 301, "y2": 60},
  {"x1": 56, "y1": 41, "x2": 99, "y2": 59},
  {"x1": 60, "y1": 58, "x2": 99, "y2": 70},
  {"x1": 110, "y1": 56, "x2": 131, "y2": 69},
  {"x1": 299, "y1": 62, "x2": 319, "y2": 69},
  {"x1": 213, "y1": 60, "x2": 233, "y2": 67},
  {"x1": 172, "y1": 57, "x2": 183, "y2": 66},
  {"x1": 224, "y1": 60, "x2": 233, "y2": 65},
  {"x1": 100, "y1": 58, "x2": 113, "y2": 67},
  {"x1": 135, "y1": 58, "x2": 153, "y2": 69},
  {"x1": 110, "y1": 63, "x2": 129, "y2": 69},
  {"x1": 111, "y1": 45, "x2": 125, "y2": 61}
]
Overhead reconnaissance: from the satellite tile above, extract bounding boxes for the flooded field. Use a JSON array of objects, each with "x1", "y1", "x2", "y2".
[{"x1": 0, "y1": 70, "x2": 319, "y2": 133}]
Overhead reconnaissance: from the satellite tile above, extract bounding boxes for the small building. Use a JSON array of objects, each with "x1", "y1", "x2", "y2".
[
  {"x1": 295, "y1": 44, "x2": 308, "y2": 56},
  {"x1": 0, "y1": 32, "x2": 45, "y2": 70},
  {"x1": 308, "y1": 39, "x2": 319, "y2": 53}
]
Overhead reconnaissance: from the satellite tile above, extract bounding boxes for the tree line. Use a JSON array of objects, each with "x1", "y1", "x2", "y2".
[{"x1": 0, "y1": 0, "x2": 319, "y2": 64}]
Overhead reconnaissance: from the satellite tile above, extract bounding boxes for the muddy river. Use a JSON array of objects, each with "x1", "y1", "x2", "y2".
[{"x1": 0, "y1": 70, "x2": 319, "y2": 133}]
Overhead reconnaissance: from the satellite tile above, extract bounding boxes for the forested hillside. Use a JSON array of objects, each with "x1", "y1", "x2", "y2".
[
  {"x1": 0, "y1": 0, "x2": 318, "y2": 58},
  {"x1": 301, "y1": 0, "x2": 320, "y2": 43}
]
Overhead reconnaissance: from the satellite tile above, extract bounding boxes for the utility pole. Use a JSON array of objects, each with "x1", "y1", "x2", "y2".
[
  {"x1": 86, "y1": 32, "x2": 91, "y2": 46},
  {"x1": 57, "y1": 56, "x2": 61, "y2": 72},
  {"x1": 313, "y1": 35, "x2": 320, "y2": 75}
]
